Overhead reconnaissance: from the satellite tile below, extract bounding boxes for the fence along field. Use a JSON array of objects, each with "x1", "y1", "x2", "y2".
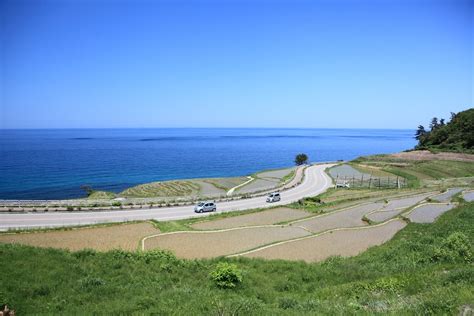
[{"x1": 330, "y1": 164, "x2": 407, "y2": 189}]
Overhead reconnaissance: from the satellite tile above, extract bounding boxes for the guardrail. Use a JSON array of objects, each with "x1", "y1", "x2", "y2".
[{"x1": 0, "y1": 163, "x2": 328, "y2": 213}]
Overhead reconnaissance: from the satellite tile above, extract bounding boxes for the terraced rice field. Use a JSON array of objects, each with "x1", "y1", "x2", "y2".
[
  {"x1": 0, "y1": 222, "x2": 158, "y2": 251},
  {"x1": 431, "y1": 188, "x2": 463, "y2": 202},
  {"x1": 236, "y1": 167, "x2": 295, "y2": 194},
  {"x1": 257, "y1": 167, "x2": 296, "y2": 180},
  {"x1": 407, "y1": 203, "x2": 457, "y2": 223},
  {"x1": 143, "y1": 226, "x2": 310, "y2": 259},
  {"x1": 294, "y1": 203, "x2": 384, "y2": 233},
  {"x1": 202, "y1": 177, "x2": 248, "y2": 191},
  {"x1": 463, "y1": 191, "x2": 474, "y2": 202},
  {"x1": 191, "y1": 208, "x2": 311, "y2": 230},
  {"x1": 366, "y1": 209, "x2": 405, "y2": 222},
  {"x1": 121, "y1": 180, "x2": 201, "y2": 197},
  {"x1": 381, "y1": 192, "x2": 434, "y2": 210},
  {"x1": 241, "y1": 219, "x2": 407, "y2": 262},
  {"x1": 329, "y1": 164, "x2": 371, "y2": 180}
]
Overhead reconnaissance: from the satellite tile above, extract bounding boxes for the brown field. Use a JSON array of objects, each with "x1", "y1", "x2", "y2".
[
  {"x1": 191, "y1": 207, "x2": 311, "y2": 230},
  {"x1": 242, "y1": 219, "x2": 407, "y2": 262},
  {"x1": 0, "y1": 222, "x2": 158, "y2": 251},
  {"x1": 294, "y1": 202, "x2": 384, "y2": 233},
  {"x1": 389, "y1": 150, "x2": 474, "y2": 162},
  {"x1": 144, "y1": 226, "x2": 310, "y2": 259},
  {"x1": 407, "y1": 203, "x2": 457, "y2": 223}
]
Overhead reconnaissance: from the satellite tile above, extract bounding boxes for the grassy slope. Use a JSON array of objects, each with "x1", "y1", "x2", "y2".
[
  {"x1": 1, "y1": 202, "x2": 472, "y2": 314},
  {"x1": 353, "y1": 156, "x2": 474, "y2": 188}
]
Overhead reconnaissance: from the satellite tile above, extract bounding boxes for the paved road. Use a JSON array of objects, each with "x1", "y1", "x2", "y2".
[{"x1": 0, "y1": 164, "x2": 334, "y2": 231}]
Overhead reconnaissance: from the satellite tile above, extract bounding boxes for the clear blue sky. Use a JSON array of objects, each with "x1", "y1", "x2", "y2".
[{"x1": 1, "y1": 0, "x2": 472, "y2": 129}]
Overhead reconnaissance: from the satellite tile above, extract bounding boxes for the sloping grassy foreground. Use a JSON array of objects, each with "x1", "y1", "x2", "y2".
[{"x1": 1, "y1": 203, "x2": 473, "y2": 314}]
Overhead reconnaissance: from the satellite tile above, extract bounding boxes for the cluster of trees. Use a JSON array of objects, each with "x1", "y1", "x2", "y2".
[{"x1": 415, "y1": 108, "x2": 474, "y2": 151}]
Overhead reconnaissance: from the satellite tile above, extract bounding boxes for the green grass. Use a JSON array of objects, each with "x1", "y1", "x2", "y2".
[
  {"x1": 353, "y1": 155, "x2": 474, "y2": 188},
  {"x1": 1, "y1": 202, "x2": 472, "y2": 314},
  {"x1": 281, "y1": 170, "x2": 296, "y2": 184},
  {"x1": 87, "y1": 190, "x2": 116, "y2": 199}
]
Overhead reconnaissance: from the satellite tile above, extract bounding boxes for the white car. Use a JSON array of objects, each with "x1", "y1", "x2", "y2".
[
  {"x1": 266, "y1": 192, "x2": 281, "y2": 203},
  {"x1": 194, "y1": 201, "x2": 216, "y2": 213}
]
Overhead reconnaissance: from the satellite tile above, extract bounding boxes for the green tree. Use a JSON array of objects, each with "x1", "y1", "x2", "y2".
[
  {"x1": 429, "y1": 117, "x2": 439, "y2": 130},
  {"x1": 80, "y1": 185, "x2": 94, "y2": 196},
  {"x1": 294, "y1": 153, "x2": 308, "y2": 165},
  {"x1": 415, "y1": 125, "x2": 427, "y2": 142}
]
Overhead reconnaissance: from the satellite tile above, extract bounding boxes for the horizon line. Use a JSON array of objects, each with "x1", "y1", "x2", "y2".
[{"x1": 0, "y1": 127, "x2": 415, "y2": 131}]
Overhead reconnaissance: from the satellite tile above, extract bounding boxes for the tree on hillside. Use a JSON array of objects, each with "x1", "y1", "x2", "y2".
[
  {"x1": 415, "y1": 125, "x2": 428, "y2": 146},
  {"x1": 295, "y1": 153, "x2": 309, "y2": 165},
  {"x1": 415, "y1": 125, "x2": 427, "y2": 140},
  {"x1": 430, "y1": 117, "x2": 439, "y2": 130},
  {"x1": 415, "y1": 108, "x2": 474, "y2": 151}
]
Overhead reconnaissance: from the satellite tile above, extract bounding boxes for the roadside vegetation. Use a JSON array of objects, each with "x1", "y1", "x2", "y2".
[{"x1": 1, "y1": 202, "x2": 472, "y2": 314}]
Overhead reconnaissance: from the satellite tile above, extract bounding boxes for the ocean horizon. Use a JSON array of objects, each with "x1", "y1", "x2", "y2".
[{"x1": 0, "y1": 128, "x2": 417, "y2": 200}]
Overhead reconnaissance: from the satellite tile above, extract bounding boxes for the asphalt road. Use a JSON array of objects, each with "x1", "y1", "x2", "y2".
[{"x1": 0, "y1": 164, "x2": 334, "y2": 231}]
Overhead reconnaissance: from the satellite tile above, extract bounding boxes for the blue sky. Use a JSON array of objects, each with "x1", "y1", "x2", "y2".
[{"x1": 1, "y1": 0, "x2": 472, "y2": 129}]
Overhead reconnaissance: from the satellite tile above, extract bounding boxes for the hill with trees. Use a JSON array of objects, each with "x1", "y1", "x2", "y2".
[{"x1": 415, "y1": 108, "x2": 474, "y2": 153}]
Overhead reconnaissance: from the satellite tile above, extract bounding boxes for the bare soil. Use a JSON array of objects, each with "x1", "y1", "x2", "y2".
[
  {"x1": 144, "y1": 226, "x2": 310, "y2": 259},
  {"x1": 243, "y1": 220, "x2": 407, "y2": 262},
  {"x1": 389, "y1": 150, "x2": 474, "y2": 162},
  {"x1": 191, "y1": 207, "x2": 311, "y2": 230},
  {"x1": 0, "y1": 222, "x2": 158, "y2": 251},
  {"x1": 407, "y1": 203, "x2": 456, "y2": 223}
]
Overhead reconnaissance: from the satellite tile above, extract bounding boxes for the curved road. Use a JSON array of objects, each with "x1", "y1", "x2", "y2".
[{"x1": 0, "y1": 164, "x2": 334, "y2": 231}]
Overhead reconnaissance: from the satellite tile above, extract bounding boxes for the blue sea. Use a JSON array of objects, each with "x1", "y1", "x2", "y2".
[{"x1": 0, "y1": 128, "x2": 417, "y2": 200}]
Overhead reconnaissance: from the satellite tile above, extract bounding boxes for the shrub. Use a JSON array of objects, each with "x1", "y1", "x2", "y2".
[
  {"x1": 431, "y1": 232, "x2": 472, "y2": 263},
  {"x1": 140, "y1": 249, "x2": 179, "y2": 264},
  {"x1": 73, "y1": 248, "x2": 96, "y2": 259},
  {"x1": 66, "y1": 206, "x2": 74, "y2": 211},
  {"x1": 79, "y1": 276, "x2": 105, "y2": 290},
  {"x1": 110, "y1": 249, "x2": 138, "y2": 260},
  {"x1": 278, "y1": 297, "x2": 299, "y2": 309},
  {"x1": 112, "y1": 201, "x2": 122, "y2": 207},
  {"x1": 210, "y1": 262, "x2": 243, "y2": 289}
]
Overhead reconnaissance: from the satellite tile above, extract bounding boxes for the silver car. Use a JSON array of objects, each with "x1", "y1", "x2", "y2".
[
  {"x1": 266, "y1": 192, "x2": 281, "y2": 203},
  {"x1": 194, "y1": 201, "x2": 216, "y2": 213}
]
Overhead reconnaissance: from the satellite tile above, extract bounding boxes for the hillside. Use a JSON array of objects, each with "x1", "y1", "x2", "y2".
[
  {"x1": 415, "y1": 108, "x2": 474, "y2": 152},
  {"x1": 1, "y1": 201, "x2": 472, "y2": 314}
]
